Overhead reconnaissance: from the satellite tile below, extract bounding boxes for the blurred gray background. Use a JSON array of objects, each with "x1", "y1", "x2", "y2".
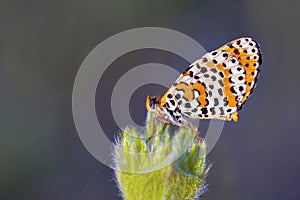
[{"x1": 1, "y1": 0, "x2": 300, "y2": 199}]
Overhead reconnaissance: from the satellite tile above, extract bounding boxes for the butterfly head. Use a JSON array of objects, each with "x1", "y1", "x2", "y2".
[{"x1": 146, "y1": 95, "x2": 160, "y2": 112}]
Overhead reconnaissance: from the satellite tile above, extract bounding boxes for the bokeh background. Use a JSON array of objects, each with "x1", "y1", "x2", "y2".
[{"x1": 1, "y1": 0, "x2": 300, "y2": 199}]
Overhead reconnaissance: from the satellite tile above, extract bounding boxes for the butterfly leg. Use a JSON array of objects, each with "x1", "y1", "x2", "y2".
[
  {"x1": 151, "y1": 116, "x2": 157, "y2": 136},
  {"x1": 146, "y1": 116, "x2": 157, "y2": 143},
  {"x1": 182, "y1": 121, "x2": 203, "y2": 142}
]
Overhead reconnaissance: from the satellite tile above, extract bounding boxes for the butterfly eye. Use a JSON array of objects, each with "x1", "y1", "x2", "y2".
[{"x1": 149, "y1": 97, "x2": 156, "y2": 109}]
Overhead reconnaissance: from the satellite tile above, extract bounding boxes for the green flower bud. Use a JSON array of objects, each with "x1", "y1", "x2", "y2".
[{"x1": 114, "y1": 112, "x2": 210, "y2": 200}]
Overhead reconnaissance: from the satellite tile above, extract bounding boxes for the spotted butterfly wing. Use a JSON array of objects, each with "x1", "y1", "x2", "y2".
[
  {"x1": 159, "y1": 37, "x2": 261, "y2": 123},
  {"x1": 217, "y1": 37, "x2": 261, "y2": 104}
]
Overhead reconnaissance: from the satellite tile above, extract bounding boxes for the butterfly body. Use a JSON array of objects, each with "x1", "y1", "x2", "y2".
[{"x1": 146, "y1": 37, "x2": 262, "y2": 128}]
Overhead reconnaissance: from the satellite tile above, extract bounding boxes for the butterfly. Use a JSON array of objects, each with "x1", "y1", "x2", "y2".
[{"x1": 146, "y1": 37, "x2": 262, "y2": 141}]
